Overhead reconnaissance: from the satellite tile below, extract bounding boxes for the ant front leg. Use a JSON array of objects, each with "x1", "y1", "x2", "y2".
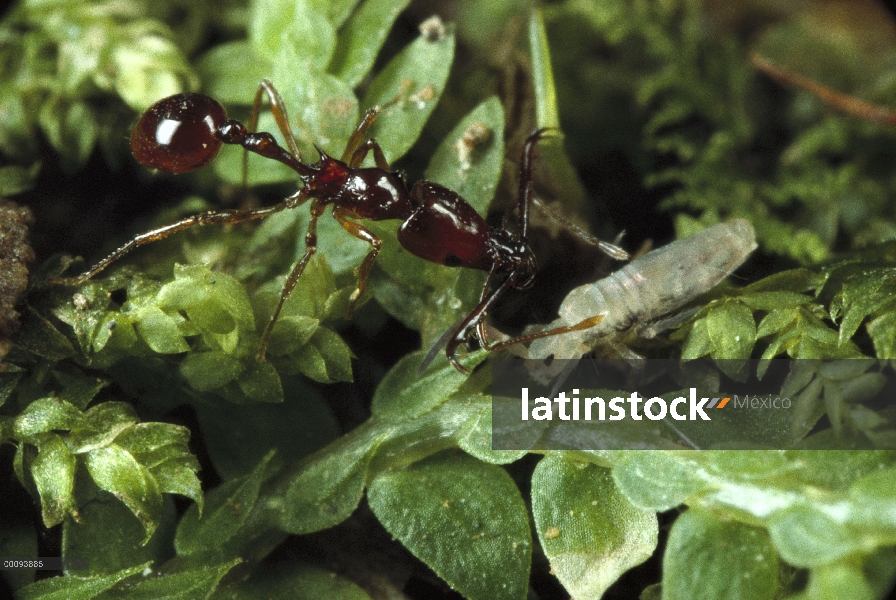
[
  {"x1": 444, "y1": 270, "x2": 517, "y2": 373},
  {"x1": 341, "y1": 107, "x2": 382, "y2": 165}
]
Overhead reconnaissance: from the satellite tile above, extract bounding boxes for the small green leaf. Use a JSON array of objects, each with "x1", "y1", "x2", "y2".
[
  {"x1": 368, "y1": 452, "x2": 531, "y2": 600},
  {"x1": 84, "y1": 445, "x2": 165, "y2": 543},
  {"x1": 237, "y1": 360, "x2": 285, "y2": 403},
  {"x1": 612, "y1": 452, "x2": 706, "y2": 511},
  {"x1": 30, "y1": 433, "x2": 78, "y2": 527},
  {"x1": 270, "y1": 62, "x2": 358, "y2": 163},
  {"x1": 17, "y1": 562, "x2": 149, "y2": 600},
  {"x1": 114, "y1": 422, "x2": 203, "y2": 510},
  {"x1": 278, "y1": 423, "x2": 386, "y2": 534},
  {"x1": 267, "y1": 315, "x2": 319, "y2": 356},
  {"x1": 132, "y1": 305, "x2": 190, "y2": 354},
  {"x1": 99, "y1": 557, "x2": 240, "y2": 599},
  {"x1": 529, "y1": 8, "x2": 560, "y2": 129},
  {"x1": 251, "y1": 0, "x2": 334, "y2": 70},
  {"x1": 329, "y1": 0, "x2": 412, "y2": 87},
  {"x1": 195, "y1": 41, "x2": 273, "y2": 104},
  {"x1": 179, "y1": 351, "x2": 244, "y2": 392},
  {"x1": 223, "y1": 561, "x2": 374, "y2": 600},
  {"x1": 663, "y1": 508, "x2": 778, "y2": 600},
  {"x1": 295, "y1": 327, "x2": 353, "y2": 383},
  {"x1": 705, "y1": 300, "x2": 756, "y2": 360},
  {"x1": 424, "y1": 96, "x2": 505, "y2": 216},
  {"x1": 457, "y1": 403, "x2": 528, "y2": 465},
  {"x1": 14, "y1": 398, "x2": 86, "y2": 438},
  {"x1": 362, "y1": 31, "x2": 455, "y2": 161},
  {"x1": 175, "y1": 450, "x2": 276, "y2": 556},
  {"x1": 532, "y1": 455, "x2": 657, "y2": 599},
  {"x1": 371, "y1": 350, "x2": 470, "y2": 420}
]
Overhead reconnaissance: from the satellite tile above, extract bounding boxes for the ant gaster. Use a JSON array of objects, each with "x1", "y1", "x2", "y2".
[{"x1": 59, "y1": 80, "x2": 627, "y2": 373}]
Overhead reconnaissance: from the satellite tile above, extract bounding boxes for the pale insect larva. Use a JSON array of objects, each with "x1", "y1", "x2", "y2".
[{"x1": 521, "y1": 218, "x2": 757, "y2": 363}]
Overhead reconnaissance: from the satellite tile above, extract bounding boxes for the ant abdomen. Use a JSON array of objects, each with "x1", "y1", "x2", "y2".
[
  {"x1": 130, "y1": 93, "x2": 226, "y2": 174},
  {"x1": 398, "y1": 182, "x2": 492, "y2": 269}
]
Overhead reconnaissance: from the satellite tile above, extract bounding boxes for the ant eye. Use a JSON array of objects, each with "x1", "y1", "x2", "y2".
[{"x1": 130, "y1": 93, "x2": 226, "y2": 174}]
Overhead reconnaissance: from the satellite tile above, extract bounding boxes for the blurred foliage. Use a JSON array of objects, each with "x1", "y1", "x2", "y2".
[{"x1": 2, "y1": 0, "x2": 896, "y2": 599}]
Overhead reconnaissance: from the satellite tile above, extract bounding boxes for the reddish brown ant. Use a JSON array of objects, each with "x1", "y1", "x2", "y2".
[{"x1": 56, "y1": 79, "x2": 626, "y2": 373}]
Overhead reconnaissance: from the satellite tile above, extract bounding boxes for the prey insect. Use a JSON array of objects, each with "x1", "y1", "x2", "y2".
[
  {"x1": 54, "y1": 79, "x2": 627, "y2": 373},
  {"x1": 492, "y1": 219, "x2": 757, "y2": 379}
]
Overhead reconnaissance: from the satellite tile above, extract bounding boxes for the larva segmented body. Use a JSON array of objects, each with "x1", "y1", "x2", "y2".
[{"x1": 524, "y1": 219, "x2": 757, "y2": 362}]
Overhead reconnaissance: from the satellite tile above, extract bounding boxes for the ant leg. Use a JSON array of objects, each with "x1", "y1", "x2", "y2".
[
  {"x1": 481, "y1": 314, "x2": 606, "y2": 353},
  {"x1": 52, "y1": 203, "x2": 292, "y2": 285},
  {"x1": 443, "y1": 271, "x2": 517, "y2": 373},
  {"x1": 250, "y1": 79, "x2": 302, "y2": 158},
  {"x1": 529, "y1": 195, "x2": 630, "y2": 260},
  {"x1": 257, "y1": 198, "x2": 326, "y2": 361},
  {"x1": 242, "y1": 79, "x2": 304, "y2": 187},
  {"x1": 347, "y1": 139, "x2": 391, "y2": 170},
  {"x1": 518, "y1": 129, "x2": 629, "y2": 260},
  {"x1": 340, "y1": 107, "x2": 381, "y2": 164},
  {"x1": 332, "y1": 207, "x2": 382, "y2": 317}
]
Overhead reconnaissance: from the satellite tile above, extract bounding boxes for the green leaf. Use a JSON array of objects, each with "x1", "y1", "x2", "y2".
[
  {"x1": 132, "y1": 305, "x2": 190, "y2": 354},
  {"x1": 529, "y1": 8, "x2": 560, "y2": 129},
  {"x1": 251, "y1": 0, "x2": 334, "y2": 70},
  {"x1": 277, "y1": 422, "x2": 386, "y2": 534},
  {"x1": 114, "y1": 422, "x2": 203, "y2": 511},
  {"x1": 179, "y1": 351, "x2": 244, "y2": 392},
  {"x1": 424, "y1": 96, "x2": 505, "y2": 215},
  {"x1": 612, "y1": 453, "x2": 707, "y2": 511},
  {"x1": 14, "y1": 398, "x2": 87, "y2": 438},
  {"x1": 67, "y1": 402, "x2": 139, "y2": 454},
  {"x1": 371, "y1": 350, "x2": 471, "y2": 420},
  {"x1": 237, "y1": 360, "x2": 285, "y2": 403},
  {"x1": 663, "y1": 508, "x2": 778, "y2": 600},
  {"x1": 329, "y1": 0, "x2": 412, "y2": 87},
  {"x1": 294, "y1": 327, "x2": 353, "y2": 383},
  {"x1": 30, "y1": 433, "x2": 78, "y2": 527},
  {"x1": 195, "y1": 41, "x2": 273, "y2": 104},
  {"x1": 531, "y1": 455, "x2": 657, "y2": 599},
  {"x1": 269, "y1": 60, "x2": 358, "y2": 163},
  {"x1": 175, "y1": 450, "x2": 276, "y2": 556},
  {"x1": 705, "y1": 300, "x2": 756, "y2": 360},
  {"x1": 110, "y1": 25, "x2": 197, "y2": 111},
  {"x1": 84, "y1": 445, "x2": 165, "y2": 543},
  {"x1": 368, "y1": 452, "x2": 531, "y2": 600},
  {"x1": 17, "y1": 562, "x2": 149, "y2": 600},
  {"x1": 457, "y1": 403, "x2": 528, "y2": 465},
  {"x1": 362, "y1": 31, "x2": 455, "y2": 161},
  {"x1": 98, "y1": 557, "x2": 240, "y2": 599}
]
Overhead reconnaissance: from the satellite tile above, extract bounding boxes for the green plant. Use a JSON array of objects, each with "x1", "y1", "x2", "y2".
[{"x1": 2, "y1": 0, "x2": 896, "y2": 599}]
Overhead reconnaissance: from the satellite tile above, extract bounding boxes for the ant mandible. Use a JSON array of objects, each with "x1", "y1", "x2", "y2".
[{"x1": 57, "y1": 79, "x2": 627, "y2": 373}]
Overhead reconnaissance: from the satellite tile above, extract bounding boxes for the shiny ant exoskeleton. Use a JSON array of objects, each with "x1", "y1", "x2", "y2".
[{"x1": 57, "y1": 80, "x2": 627, "y2": 373}]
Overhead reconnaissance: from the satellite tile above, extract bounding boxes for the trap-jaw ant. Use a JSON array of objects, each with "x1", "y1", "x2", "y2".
[{"x1": 56, "y1": 80, "x2": 626, "y2": 373}]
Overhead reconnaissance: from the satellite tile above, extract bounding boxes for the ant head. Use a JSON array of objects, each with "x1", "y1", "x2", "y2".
[{"x1": 131, "y1": 93, "x2": 226, "y2": 173}]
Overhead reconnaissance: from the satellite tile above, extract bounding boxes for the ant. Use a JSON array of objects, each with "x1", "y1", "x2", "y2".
[{"x1": 56, "y1": 79, "x2": 627, "y2": 373}]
